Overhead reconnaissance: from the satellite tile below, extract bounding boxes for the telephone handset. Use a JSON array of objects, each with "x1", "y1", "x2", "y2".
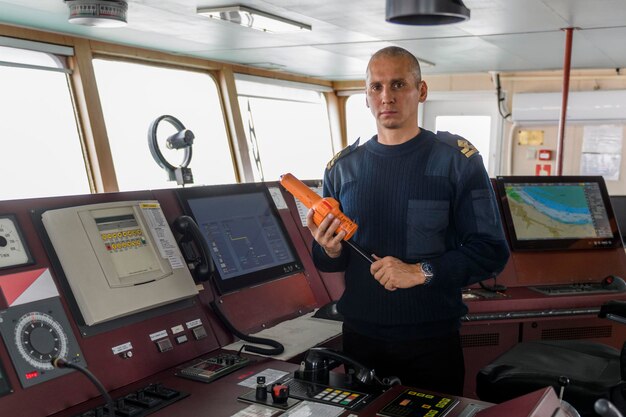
[
  {"x1": 173, "y1": 215, "x2": 285, "y2": 356},
  {"x1": 173, "y1": 215, "x2": 214, "y2": 282},
  {"x1": 297, "y1": 347, "x2": 400, "y2": 387}
]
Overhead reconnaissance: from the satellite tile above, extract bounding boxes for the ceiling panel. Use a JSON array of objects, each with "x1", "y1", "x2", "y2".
[
  {"x1": 0, "y1": 0, "x2": 625, "y2": 80},
  {"x1": 579, "y1": 27, "x2": 626, "y2": 68},
  {"x1": 202, "y1": 45, "x2": 369, "y2": 79},
  {"x1": 480, "y1": 31, "x2": 616, "y2": 72},
  {"x1": 541, "y1": 0, "x2": 626, "y2": 29}
]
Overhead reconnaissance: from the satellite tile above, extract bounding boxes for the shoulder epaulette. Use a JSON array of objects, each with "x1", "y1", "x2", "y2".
[
  {"x1": 436, "y1": 131, "x2": 479, "y2": 159},
  {"x1": 326, "y1": 138, "x2": 360, "y2": 170}
]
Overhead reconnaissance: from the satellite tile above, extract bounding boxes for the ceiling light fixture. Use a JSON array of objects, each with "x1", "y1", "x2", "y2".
[
  {"x1": 197, "y1": 5, "x2": 311, "y2": 33},
  {"x1": 386, "y1": 0, "x2": 470, "y2": 25},
  {"x1": 65, "y1": 0, "x2": 128, "y2": 27}
]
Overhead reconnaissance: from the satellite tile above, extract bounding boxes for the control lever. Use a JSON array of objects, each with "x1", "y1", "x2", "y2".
[
  {"x1": 270, "y1": 383, "x2": 289, "y2": 404},
  {"x1": 255, "y1": 376, "x2": 268, "y2": 401},
  {"x1": 558, "y1": 376, "x2": 570, "y2": 404},
  {"x1": 595, "y1": 399, "x2": 624, "y2": 417}
]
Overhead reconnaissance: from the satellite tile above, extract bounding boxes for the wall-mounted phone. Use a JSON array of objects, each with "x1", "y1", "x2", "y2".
[
  {"x1": 174, "y1": 214, "x2": 285, "y2": 356},
  {"x1": 42, "y1": 201, "x2": 198, "y2": 326}
]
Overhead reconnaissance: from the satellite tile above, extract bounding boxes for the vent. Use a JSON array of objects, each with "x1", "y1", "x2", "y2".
[
  {"x1": 541, "y1": 326, "x2": 612, "y2": 340},
  {"x1": 461, "y1": 333, "x2": 499, "y2": 348}
]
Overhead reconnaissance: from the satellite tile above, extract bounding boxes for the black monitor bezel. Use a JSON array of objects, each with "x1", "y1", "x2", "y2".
[
  {"x1": 176, "y1": 183, "x2": 303, "y2": 294},
  {"x1": 609, "y1": 195, "x2": 626, "y2": 245},
  {"x1": 495, "y1": 176, "x2": 622, "y2": 251}
]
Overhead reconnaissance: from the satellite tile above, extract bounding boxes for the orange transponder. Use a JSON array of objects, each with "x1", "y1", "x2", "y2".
[{"x1": 280, "y1": 173, "x2": 358, "y2": 240}]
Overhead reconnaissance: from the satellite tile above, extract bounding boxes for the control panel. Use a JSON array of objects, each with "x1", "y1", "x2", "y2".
[
  {"x1": 530, "y1": 276, "x2": 626, "y2": 296},
  {"x1": 175, "y1": 352, "x2": 252, "y2": 383},
  {"x1": 376, "y1": 389, "x2": 458, "y2": 417},
  {"x1": 71, "y1": 382, "x2": 188, "y2": 417}
]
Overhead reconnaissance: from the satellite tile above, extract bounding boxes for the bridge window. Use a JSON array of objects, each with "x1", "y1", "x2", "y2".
[
  {"x1": 235, "y1": 74, "x2": 333, "y2": 181},
  {"x1": 345, "y1": 93, "x2": 377, "y2": 144},
  {"x1": 93, "y1": 59, "x2": 236, "y2": 191},
  {"x1": 0, "y1": 38, "x2": 90, "y2": 200}
]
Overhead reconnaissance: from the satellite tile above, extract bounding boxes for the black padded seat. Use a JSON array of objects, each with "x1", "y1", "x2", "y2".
[{"x1": 477, "y1": 340, "x2": 622, "y2": 417}]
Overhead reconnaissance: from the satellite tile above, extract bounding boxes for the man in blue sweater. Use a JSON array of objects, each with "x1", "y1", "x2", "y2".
[{"x1": 306, "y1": 46, "x2": 510, "y2": 395}]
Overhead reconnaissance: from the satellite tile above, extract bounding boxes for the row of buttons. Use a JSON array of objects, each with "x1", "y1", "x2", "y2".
[
  {"x1": 101, "y1": 229, "x2": 143, "y2": 240},
  {"x1": 155, "y1": 326, "x2": 206, "y2": 353},
  {"x1": 106, "y1": 238, "x2": 146, "y2": 251}
]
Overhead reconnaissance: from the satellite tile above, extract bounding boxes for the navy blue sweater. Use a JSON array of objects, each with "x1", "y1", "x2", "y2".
[{"x1": 313, "y1": 129, "x2": 510, "y2": 340}]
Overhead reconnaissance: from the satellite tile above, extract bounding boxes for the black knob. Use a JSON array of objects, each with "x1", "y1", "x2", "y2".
[
  {"x1": 0, "y1": 236, "x2": 7, "y2": 247},
  {"x1": 558, "y1": 376, "x2": 570, "y2": 387},
  {"x1": 116, "y1": 399, "x2": 126, "y2": 410}
]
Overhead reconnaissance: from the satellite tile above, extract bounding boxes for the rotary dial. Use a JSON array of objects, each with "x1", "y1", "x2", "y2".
[{"x1": 14, "y1": 311, "x2": 69, "y2": 370}]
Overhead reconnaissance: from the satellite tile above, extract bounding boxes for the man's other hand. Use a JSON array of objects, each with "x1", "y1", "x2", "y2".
[{"x1": 371, "y1": 255, "x2": 424, "y2": 291}]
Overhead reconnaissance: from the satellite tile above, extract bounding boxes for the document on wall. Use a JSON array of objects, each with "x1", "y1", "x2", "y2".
[
  {"x1": 582, "y1": 124, "x2": 623, "y2": 153},
  {"x1": 580, "y1": 124, "x2": 623, "y2": 180}
]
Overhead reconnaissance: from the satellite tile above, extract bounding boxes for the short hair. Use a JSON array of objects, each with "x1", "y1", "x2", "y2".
[{"x1": 366, "y1": 46, "x2": 422, "y2": 85}]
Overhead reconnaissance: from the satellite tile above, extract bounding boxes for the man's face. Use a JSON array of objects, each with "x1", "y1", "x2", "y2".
[{"x1": 365, "y1": 56, "x2": 426, "y2": 132}]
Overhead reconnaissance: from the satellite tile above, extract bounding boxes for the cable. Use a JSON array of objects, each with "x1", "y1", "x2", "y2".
[
  {"x1": 479, "y1": 275, "x2": 507, "y2": 292},
  {"x1": 494, "y1": 73, "x2": 512, "y2": 121},
  {"x1": 51, "y1": 357, "x2": 115, "y2": 417},
  {"x1": 173, "y1": 215, "x2": 285, "y2": 356},
  {"x1": 210, "y1": 300, "x2": 284, "y2": 356}
]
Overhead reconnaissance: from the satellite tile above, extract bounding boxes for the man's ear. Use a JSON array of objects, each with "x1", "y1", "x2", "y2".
[
  {"x1": 418, "y1": 81, "x2": 428, "y2": 103},
  {"x1": 365, "y1": 92, "x2": 370, "y2": 108}
]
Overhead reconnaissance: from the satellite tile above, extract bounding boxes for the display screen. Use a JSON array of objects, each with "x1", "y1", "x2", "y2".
[
  {"x1": 177, "y1": 184, "x2": 302, "y2": 293},
  {"x1": 496, "y1": 176, "x2": 621, "y2": 251},
  {"x1": 0, "y1": 357, "x2": 12, "y2": 397},
  {"x1": 610, "y1": 195, "x2": 626, "y2": 244}
]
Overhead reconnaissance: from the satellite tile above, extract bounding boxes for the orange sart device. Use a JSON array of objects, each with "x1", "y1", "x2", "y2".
[{"x1": 280, "y1": 173, "x2": 357, "y2": 240}]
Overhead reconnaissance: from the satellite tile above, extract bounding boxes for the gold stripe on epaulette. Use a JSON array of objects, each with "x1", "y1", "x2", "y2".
[
  {"x1": 326, "y1": 150, "x2": 343, "y2": 169},
  {"x1": 457, "y1": 139, "x2": 478, "y2": 158}
]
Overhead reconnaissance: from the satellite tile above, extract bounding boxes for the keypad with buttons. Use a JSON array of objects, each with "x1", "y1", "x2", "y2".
[
  {"x1": 285, "y1": 379, "x2": 368, "y2": 409},
  {"x1": 101, "y1": 229, "x2": 146, "y2": 253},
  {"x1": 376, "y1": 389, "x2": 458, "y2": 417}
]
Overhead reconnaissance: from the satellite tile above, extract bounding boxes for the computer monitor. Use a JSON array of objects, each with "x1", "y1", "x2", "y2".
[
  {"x1": 177, "y1": 184, "x2": 303, "y2": 294},
  {"x1": 610, "y1": 195, "x2": 626, "y2": 244},
  {"x1": 495, "y1": 176, "x2": 621, "y2": 251}
]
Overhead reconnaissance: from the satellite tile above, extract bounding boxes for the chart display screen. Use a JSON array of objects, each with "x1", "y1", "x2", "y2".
[
  {"x1": 0, "y1": 358, "x2": 11, "y2": 397},
  {"x1": 177, "y1": 184, "x2": 302, "y2": 293},
  {"x1": 496, "y1": 176, "x2": 621, "y2": 251}
]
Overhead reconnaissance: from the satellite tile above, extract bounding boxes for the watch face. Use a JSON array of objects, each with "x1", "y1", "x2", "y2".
[{"x1": 421, "y1": 262, "x2": 434, "y2": 276}]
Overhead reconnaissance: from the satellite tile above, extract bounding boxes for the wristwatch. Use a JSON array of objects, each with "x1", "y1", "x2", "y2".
[{"x1": 420, "y1": 261, "x2": 434, "y2": 285}]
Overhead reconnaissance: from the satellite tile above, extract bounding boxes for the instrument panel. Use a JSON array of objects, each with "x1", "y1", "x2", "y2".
[
  {"x1": 0, "y1": 297, "x2": 85, "y2": 388},
  {"x1": 0, "y1": 215, "x2": 33, "y2": 270}
]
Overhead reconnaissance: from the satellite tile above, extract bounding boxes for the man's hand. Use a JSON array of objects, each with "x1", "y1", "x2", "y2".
[
  {"x1": 370, "y1": 255, "x2": 425, "y2": 291},
  {"x1": 306, "y1": 209, "x2": 345, "y2": 258}
]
